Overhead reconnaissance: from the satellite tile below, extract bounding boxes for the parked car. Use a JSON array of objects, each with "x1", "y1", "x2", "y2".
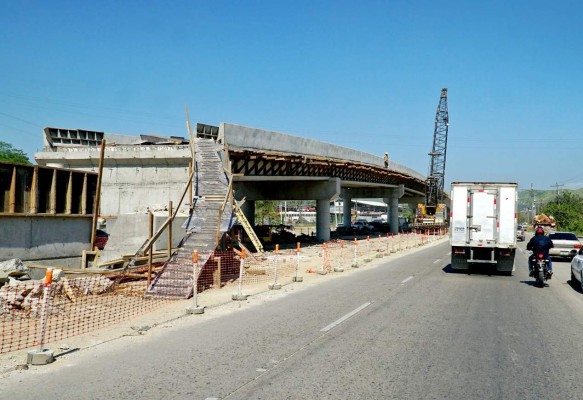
[
  {"x1": 335, "y1": 223, "x2": 348, "y2": 234},
  {"x1": 352, "y1": 220, "x2": 373, "y2": 232},
  {"x1": 516, "y1": 225, "x2": 525, "y2": 241},
  {"x1": 369, "y1": 219, "x2": 391, "y2": 233},
  {"x1": 548, "y1": 232, "x2": 581, "y2": 260},
  {"x1": 571, "y1": 248, "x2": 583, "y2": 290}
]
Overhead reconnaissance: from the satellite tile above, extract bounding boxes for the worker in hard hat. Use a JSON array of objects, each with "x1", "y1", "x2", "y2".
[{"x1": 383, "y1": 152, "x2": 389, "y2": 168}]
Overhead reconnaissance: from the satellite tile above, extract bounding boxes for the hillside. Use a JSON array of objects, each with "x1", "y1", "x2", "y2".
[{"x1": 518, "y1": 188, "x2": 583, "y2": 211}]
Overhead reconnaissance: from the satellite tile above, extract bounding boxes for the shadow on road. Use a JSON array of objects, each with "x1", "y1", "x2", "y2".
[
  {"x1": 519, "y1": 280, "x2": 547, "y2": 288},
  {"x1": 568, "y1": 278, "x2": 583, "y2": 294},
  {"x1": 442, "y1": 264, "x2": 511, "y2": 276}
]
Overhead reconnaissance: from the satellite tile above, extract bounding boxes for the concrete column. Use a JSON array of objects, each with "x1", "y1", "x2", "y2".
[
  {"x1": 389, "y1": 195, "x2": 399, "y2": 235},
  {"x1": 241, "y1": 200, "x2": 255, "y2": 226},
  {"x1": 342, "y1": 197, "x2": 352, "y2": 227},
  {"x1": 316, "y1": 199, "x2": 331, "y2": 241},
  {"x1": 385, "y1": 185, "x2": 405, "y2": 235}
]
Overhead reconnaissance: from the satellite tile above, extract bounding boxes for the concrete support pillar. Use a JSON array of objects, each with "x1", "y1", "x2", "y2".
[
  {"x1": 384, "y1": 185, "x2": 405, "y2": 235},
  {"x1": 241, "y1": 200, "x2": 255, "y2": 226},
  {"x1": 389, "y1": 196, "x2": 399, "y2": 235},
  {"x1": 342, "y1": 197, "x2": 352, "y2": 227},
  {"x1": 316, "y1": 199, "x2": 331, "y2": 241}
]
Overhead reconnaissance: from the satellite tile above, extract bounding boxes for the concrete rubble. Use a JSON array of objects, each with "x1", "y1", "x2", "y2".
[
  {"x1": 0, "y1": 267, "x2": 113, "y2": 317},
  {"x1": 0, "y1": 259, "x2": 31, "y2": 284}
]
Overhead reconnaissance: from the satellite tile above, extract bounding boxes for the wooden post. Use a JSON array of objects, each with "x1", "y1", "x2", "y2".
[
  {"x1": 81, "y1": 173, "x2": 88, "y2": 215},
  {"x1": 90, "y1": 139, "x2": 106, "y2": 251},
  {"x1": 8, "y1": 166, "x2": 16, "y2": 213},
  {"x1": 188, "y1": 161, "x2": 193, "y2": 205},
  {"x1": 30, "y1": 166, "x2": 38, "y2": 214},
  {"x1": 65, "y1": 171, "x2": 73, "y2": 214},
  {"x1": 213, "y1": 257, "x2": 221, "y2": 288},
  {"x1": 167, "y1": 201, "x2": 173, "y2": 259},
  {"x1": 147, "y1": 210, "x2": 154, "y2": 287},
  {"x1": 50, "y1": 169, "x2": 57, "y2": 214}
]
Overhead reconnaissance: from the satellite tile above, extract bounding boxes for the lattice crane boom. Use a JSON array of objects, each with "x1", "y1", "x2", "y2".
[{"x1": 426, "y1": 88, "x2": 449, "y2": 207}]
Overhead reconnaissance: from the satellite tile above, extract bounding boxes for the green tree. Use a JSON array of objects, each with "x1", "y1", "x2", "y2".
[
  {"x1": 255, "y1": 200, "x2": 280, "y2": 224},
  {"x1": 540, "y1": 191, "x2": 583, "y2": 234},
  {"x1": 0, "y1": 141, "x2": 30, "y2": 164}
]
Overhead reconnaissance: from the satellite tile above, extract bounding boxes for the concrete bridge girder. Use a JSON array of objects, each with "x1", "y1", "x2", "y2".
[
  {"x1": 233, "y1": 177, "x2": 341, "y2": 242},
  {"x1": 233, "y1": 177, "x2": 341, "y2": 201}
]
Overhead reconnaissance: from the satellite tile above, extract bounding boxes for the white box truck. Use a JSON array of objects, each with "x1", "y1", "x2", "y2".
[{"x1": 450, "y1": 182, "x2": 518, "y2": 274}]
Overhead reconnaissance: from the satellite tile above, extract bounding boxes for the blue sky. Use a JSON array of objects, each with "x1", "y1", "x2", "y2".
[{"x1": 1, "y1": 1, "x2": 582, "y2": 192}]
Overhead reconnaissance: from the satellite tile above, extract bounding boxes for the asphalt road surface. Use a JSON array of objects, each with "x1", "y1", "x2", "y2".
[{"x1": 3, "y1": 239, "x2": 583, "y2": 400}]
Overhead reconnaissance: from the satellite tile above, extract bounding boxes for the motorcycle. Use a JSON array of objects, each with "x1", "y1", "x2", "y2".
[{"x1": 530, "y1": 252, "x2": 551, "y2": 287}]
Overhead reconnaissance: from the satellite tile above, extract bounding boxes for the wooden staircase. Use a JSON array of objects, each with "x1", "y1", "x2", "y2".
[{"x1": 146, "y1": 139, "x2": 232, "y2": 297}]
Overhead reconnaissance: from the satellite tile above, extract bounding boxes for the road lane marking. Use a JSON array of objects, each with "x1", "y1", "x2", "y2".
[
  {"x1": 321, "y1": 302, "x2": 371, "y2": 332},
  {"x1": 401, "y1": 276, "x2": 414, "y2": 284},
  {"x1": 433, "y1": 259, "x2": 441, "y2": 264}
]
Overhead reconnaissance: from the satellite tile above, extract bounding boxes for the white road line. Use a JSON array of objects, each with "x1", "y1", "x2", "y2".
[
  {"x1": 433, "y1": 259, "x2": 441, "y2": 264},
  {"x1": 401, "y1": 276, "x2": 414, "y2": 284},
  {"x1": 321, "y1": 302, "x2": 371, "y2": 332}
]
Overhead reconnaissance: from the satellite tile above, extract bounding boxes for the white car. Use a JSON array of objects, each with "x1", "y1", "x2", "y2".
[
  {"x1": 548, "y1": 232, "x2": 581, "y2": 260},
  {"x1": 571, "y1": 248, "x2": 583, "y2": 290}
]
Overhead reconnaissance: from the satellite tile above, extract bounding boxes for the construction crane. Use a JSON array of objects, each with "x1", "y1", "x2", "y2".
[
  {"x1": 426, "y1": 88, "x2": 449, "y2": 206},
  {"x1": 413, "y1": 88, "x2": 449, "y2": 227}
]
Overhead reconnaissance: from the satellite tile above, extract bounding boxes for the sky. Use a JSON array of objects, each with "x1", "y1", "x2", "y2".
[{"x1": 1, "y1": 0, "x2": 582, "y2": 193}]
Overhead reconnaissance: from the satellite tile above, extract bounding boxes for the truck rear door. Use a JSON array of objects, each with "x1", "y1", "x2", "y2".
[{"x1": 469, "y1": 189, "x2": 497, "y2": 244}]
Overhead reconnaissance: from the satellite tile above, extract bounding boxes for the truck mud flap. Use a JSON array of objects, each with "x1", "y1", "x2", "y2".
[
  {"x1": 496, "y1": 249, "x2": 516, "y2": 273},
  {"x1": 451, "y1": 252, "x2": 469, "y2": 270}
]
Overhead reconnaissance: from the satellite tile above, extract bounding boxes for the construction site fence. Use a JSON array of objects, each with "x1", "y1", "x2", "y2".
[{"x1": 0, "y1": 229, "x2": 448, "y2": 355}]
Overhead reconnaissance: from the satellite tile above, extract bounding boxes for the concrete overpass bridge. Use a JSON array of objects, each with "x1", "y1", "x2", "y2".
[
  {"x1": 202, "y1": 123, "x2": 432, "y2": 240},
  {"x1": 34, "y1": 123, "x2": 437, "y2": 246}
]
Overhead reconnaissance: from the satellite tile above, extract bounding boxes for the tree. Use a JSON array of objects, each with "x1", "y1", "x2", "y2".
[
  {"x1": 255, "y1": 201, "x2": 280, "y2": 225},
  {"x1": 540, "y1": 191, "x2": 583, "y2": 234},
  {"x1": 0, "y1": 141, "x2": 30, "y2": 164}
]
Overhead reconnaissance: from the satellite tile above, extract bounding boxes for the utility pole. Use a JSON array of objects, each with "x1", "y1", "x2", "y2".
[
  {"x1": 530, "y1": 183, "x2": 535, "y2": 225},
  {"x1": 550, "y1": 182, "x2": 564, "y2": 204}
]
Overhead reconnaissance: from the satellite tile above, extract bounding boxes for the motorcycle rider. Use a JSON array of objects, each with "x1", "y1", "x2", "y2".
[{"x1": 526, "y1": 226, "x2": 554, "y2": 278}]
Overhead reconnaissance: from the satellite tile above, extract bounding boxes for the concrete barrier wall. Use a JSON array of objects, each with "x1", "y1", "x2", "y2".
[{"x1": 0, "y1": 216, "x2": 92, "y2": 262}]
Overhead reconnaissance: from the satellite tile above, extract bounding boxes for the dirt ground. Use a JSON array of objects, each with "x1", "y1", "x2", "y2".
[{"x1": 0, "y1": 235, "x2": 447, "y2": 374}]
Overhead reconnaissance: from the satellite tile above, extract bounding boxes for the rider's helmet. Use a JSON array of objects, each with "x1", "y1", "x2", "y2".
[{"x1": 535, "y1": 226, "x2": 545, "y2": 235}]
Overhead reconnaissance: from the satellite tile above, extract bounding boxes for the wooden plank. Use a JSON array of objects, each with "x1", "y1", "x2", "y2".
[
  {"x1": 91, "y1": 139, "x2": 106, "y2": 250},
  {"x1": 81, "y1": 173, "x2": 88, "y2": 214},
  {"x1": 213, "y1": 257, "x2": 221, "y2": 288},
  {"x1": 30, "y1": 166, "x2": 38, "y2": 213},
  {"x1": 168, "y1": 201, "x2": 173, "y2": 259},
  {"x1": 61, "y1": 279, "x2": 77, "y2": 303},
  {"x1": 8, "y1": 166, "x2": 16, "y2": 213},
  {"x1": 65, "y1": 171, "x2": 73, "y2": 214},
  {"x1": 50, "y1": 169, "x2": 57, "y2": 214}
]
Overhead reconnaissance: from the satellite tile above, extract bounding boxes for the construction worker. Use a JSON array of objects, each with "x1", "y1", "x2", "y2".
[{"x1": 383, "y1": 152, "x2": 389, "y2": 168}]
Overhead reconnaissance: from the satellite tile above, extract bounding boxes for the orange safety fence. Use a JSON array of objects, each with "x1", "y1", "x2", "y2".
[{"x1": 1, "y1": 231, "x2": 448, "y2": 355}]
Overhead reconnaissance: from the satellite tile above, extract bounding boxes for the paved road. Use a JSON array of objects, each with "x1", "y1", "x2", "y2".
[{"x1": 3, "y1": 239, "x2": 583, "y2": 399}]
